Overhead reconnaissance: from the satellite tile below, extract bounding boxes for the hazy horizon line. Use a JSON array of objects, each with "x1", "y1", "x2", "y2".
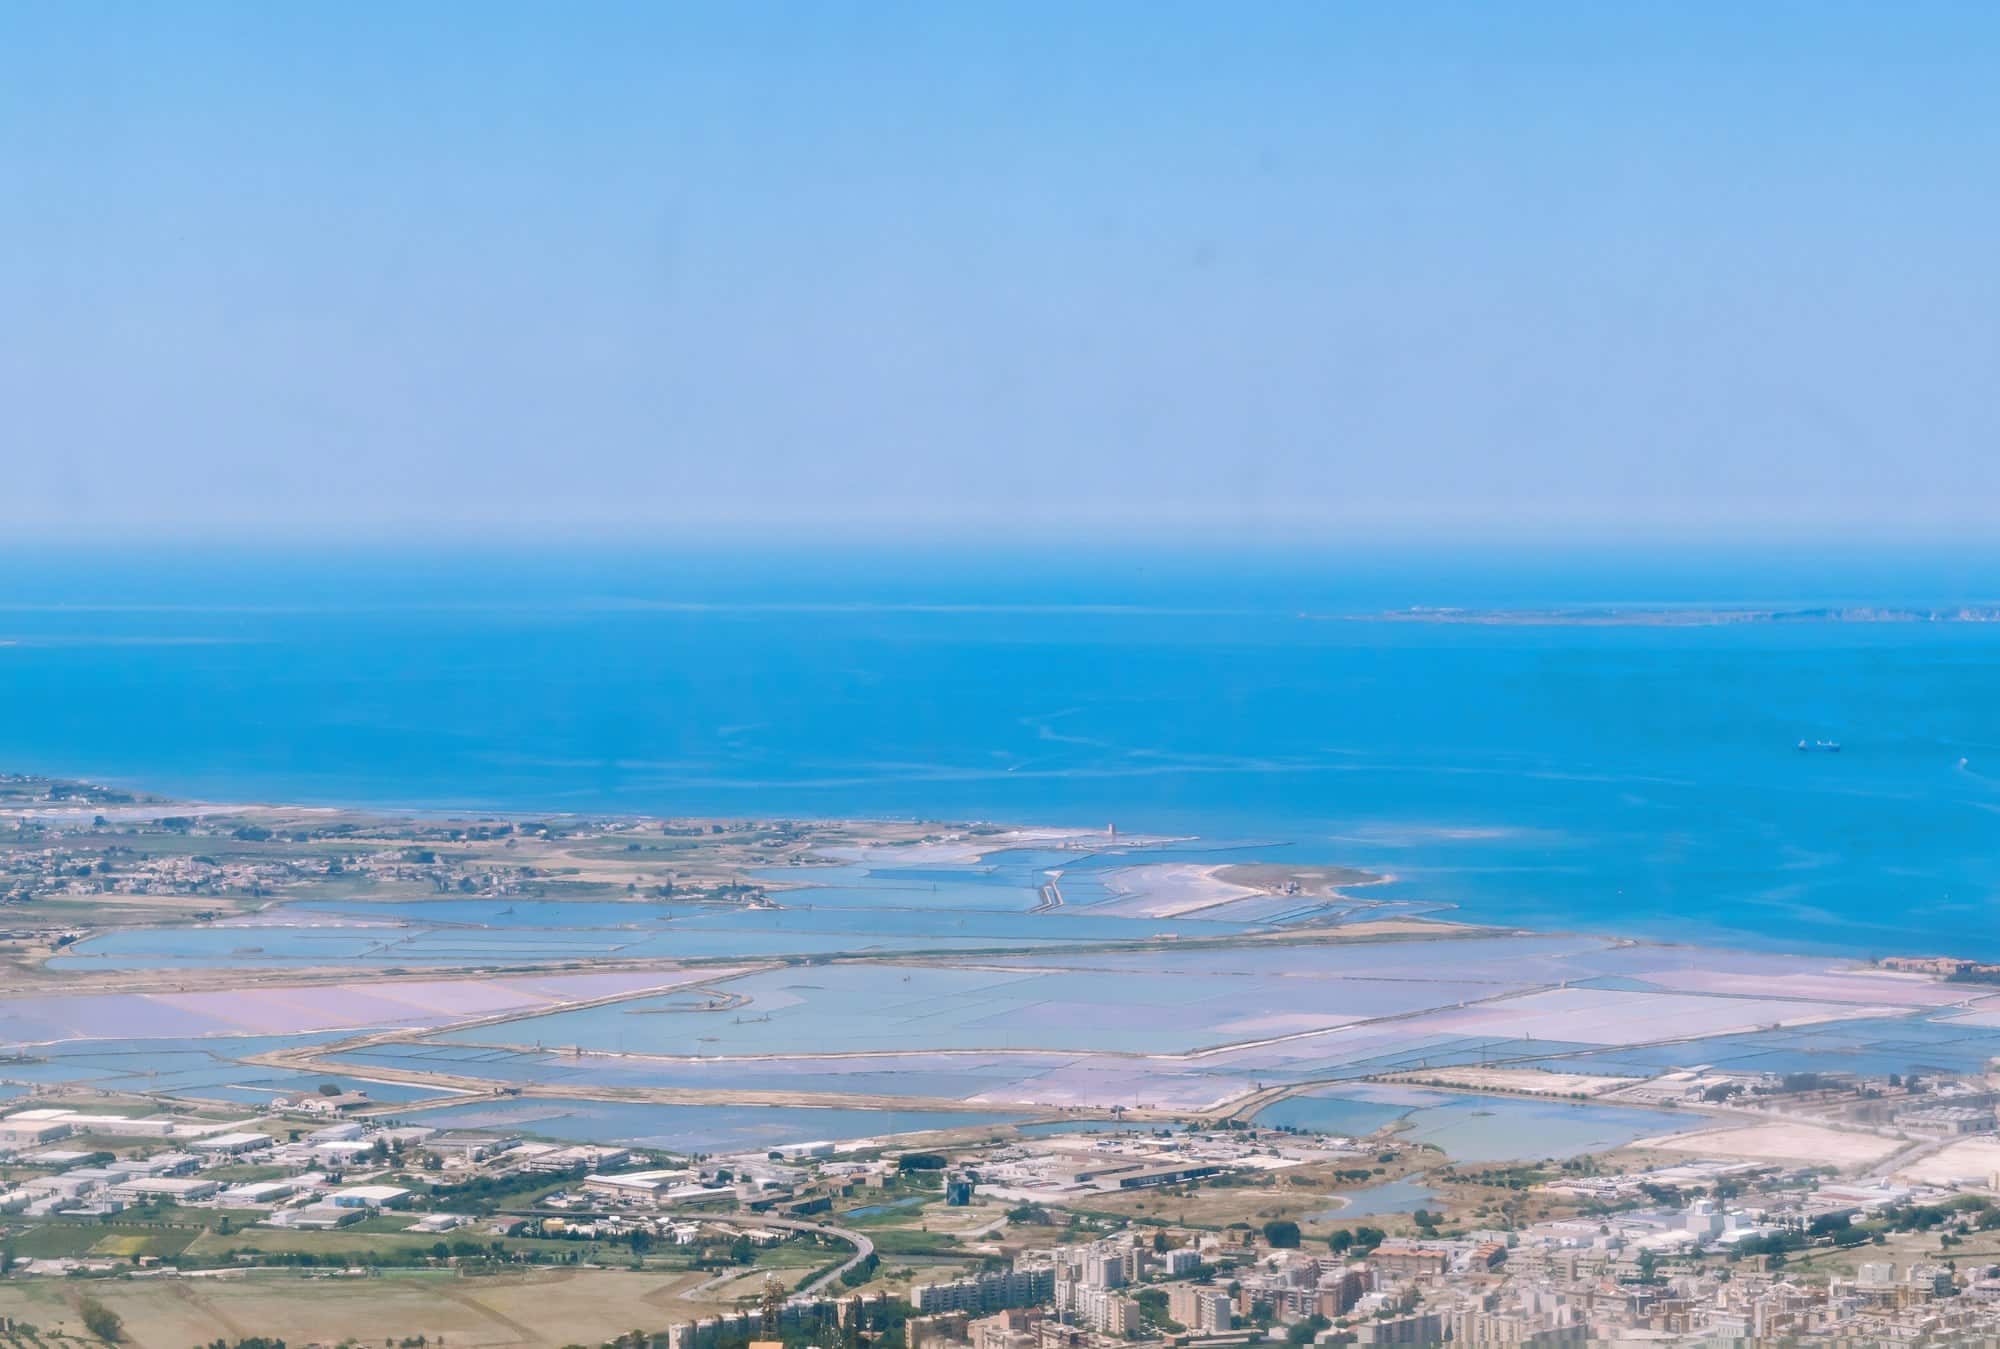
[{"x1": 6, "y1": 513, "x2": 2000, "y2": 554}]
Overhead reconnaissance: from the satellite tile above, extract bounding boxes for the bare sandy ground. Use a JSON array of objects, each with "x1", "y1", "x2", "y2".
[
  {"x1": 1093, "y1": 862, "x2": 1268, "y2": 918},
  {"x1": 1393, "y1": 1066, "x2": 1630, "y2": 1097},
  {"x1": 1634, "y1": 1121, "x2": 1901, "y2": 1167},
  {"x1": 0, "y1": 1266, "x2": 739, "y2": 1348},
  {"x1": 1895, "y1": 1137, "x2": 2000, "y2": 1188},
  {"x1": 821, "y1": 827, "x2": 1133, "y2": 865}
]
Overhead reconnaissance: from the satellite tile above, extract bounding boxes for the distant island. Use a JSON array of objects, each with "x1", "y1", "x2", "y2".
[{"x1": 1336, "y1": 605, "x2": 2000, "y2": 627}]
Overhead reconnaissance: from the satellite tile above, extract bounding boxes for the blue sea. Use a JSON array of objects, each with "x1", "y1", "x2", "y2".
[{"x1": 6, "y1": 543, "x2": 2000, "y2": 960}]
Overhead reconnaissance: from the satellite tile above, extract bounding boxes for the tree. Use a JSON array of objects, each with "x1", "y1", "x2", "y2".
[
  {"x1": 1328, "y1": 1230, "x2": 1353, "y2": 1254},
  {"x1": 1262, "y1": 1220, "x2": 1301, "y2": 1249},
  {"x1": 79, "y1": 1296, "x2": 124, "y2": 1343},
  {"x1": 1286, "y1": 1315, "x2": 1331, "y2": 1345},
  {"x1": 318, "y1": 1082, "x2": 343, "y2": 1097}
]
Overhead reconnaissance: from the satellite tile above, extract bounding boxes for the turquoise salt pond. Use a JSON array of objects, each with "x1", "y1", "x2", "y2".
[
  {"x1": 386, "y1": 1097, "x2": 1026, "y2": 1153},
  {"x1": 1257, "y1": 1086, "x2": 1688, "y2": 1162}
]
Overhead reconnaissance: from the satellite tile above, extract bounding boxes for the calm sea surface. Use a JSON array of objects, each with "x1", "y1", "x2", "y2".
[{"x1": 6, "y1": 546, "x2": 2000, "y2": 959}]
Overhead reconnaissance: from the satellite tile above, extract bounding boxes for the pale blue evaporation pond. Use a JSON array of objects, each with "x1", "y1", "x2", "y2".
[
  {"x1": 326, "y1": 1040, "x2": 1065, "y2": 1102},
  {"x1": 6, "y1": 547, "x2": 2000, "y2": 960},
  {"x1": 380, "y1": 1096, "x2": 1026, "y2": 1154},
  {"x1": 1510, "y1": 1014, "x2": 2000, "y2": 1081},
  {"x1": 1308, "y1": 1177, "x2": 1444, "y2": 1220},
  {"x1": 1259, "y1": 1086, "x2": 1690, "y2": 1162},
  {"x1": 48, "y1": 838, "x2": 1429, "y2": 971},
  {"x1": 0, "y1": 1031, "x2": 438, "y2": 1105},
  {"x1": 47, "y1": 885, "x2": 1270, "y2": 970},
  {"x1": 427, "y1": 958, "x2": 1518, "y2": 1058},
  {"x1": 0, "y1": 1033, "x2": 1031, "y2": 1149}
]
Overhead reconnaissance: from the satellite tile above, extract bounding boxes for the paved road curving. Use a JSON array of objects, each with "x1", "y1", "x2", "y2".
[
  {"x1": 674, "y1": 1214, "x2": 875, "y2": 1299},
  {"x1": 756, "y1": 1215, "x2": 876, "y2": 1295}
]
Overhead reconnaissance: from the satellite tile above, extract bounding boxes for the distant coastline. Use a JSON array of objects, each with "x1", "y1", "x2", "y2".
[{"x1": 1339, "y1": 605, "x2": 2000, "y2": 627}]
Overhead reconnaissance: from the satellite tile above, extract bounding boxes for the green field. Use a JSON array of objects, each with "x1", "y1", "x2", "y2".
[{"x1": 8, "y1": 1221, "x2": 201, "y2": 1261}]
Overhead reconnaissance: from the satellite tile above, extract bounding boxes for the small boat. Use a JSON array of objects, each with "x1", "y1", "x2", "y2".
[{"x1": 1818, "y1": 740, "x2": 1841, "y2": 752}]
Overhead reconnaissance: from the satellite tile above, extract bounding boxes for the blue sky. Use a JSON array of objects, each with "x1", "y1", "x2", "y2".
[{"x1": 3, "y1": 3, "x2": 1996, "y2": 541}]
